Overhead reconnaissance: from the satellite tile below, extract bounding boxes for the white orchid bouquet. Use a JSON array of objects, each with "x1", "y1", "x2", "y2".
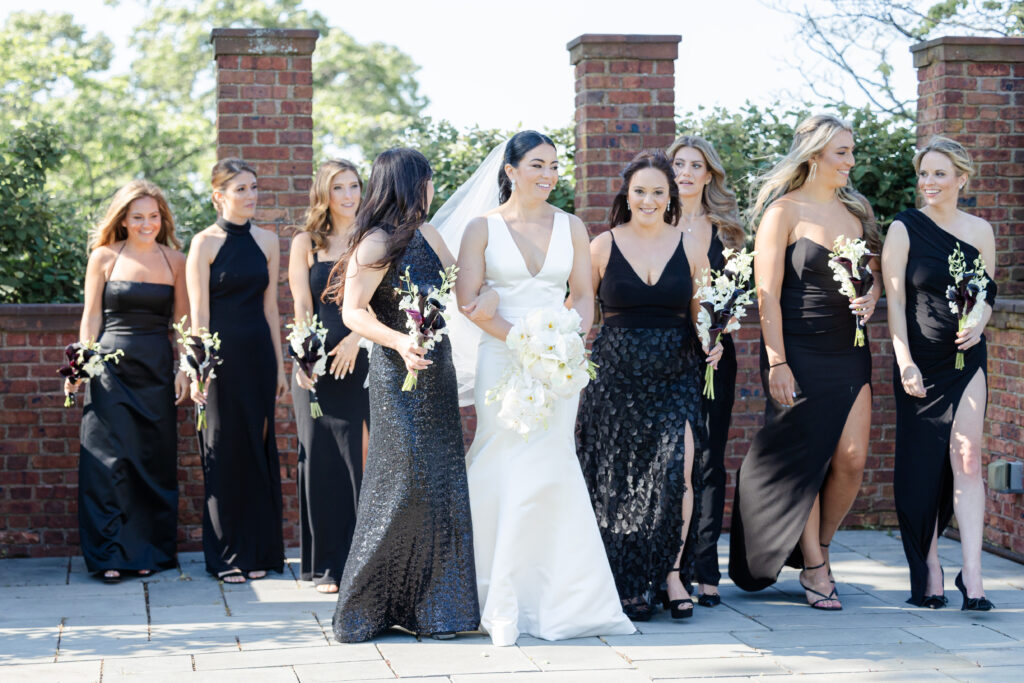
[
  {"x1": 395, "y1": 264, "x2": 458, "y2": 391},
  {"x1": 828, "y1": 235, "x2": 876, "y2": 347},
  {"x1": 172, "y1": 317, "x2": 223, "y2": 431},
  {"x1": 486, "y1": 306, "x2": 597, "y2": 438},
  {"x1": 57, "y1": 340, "x2": 125, "y2": 407},
  {"x1": 286, "y1": 313, "x2": 329, "y2": 418},
  {"x1": 946, "y1": 243, "x2": 990, "y2": 370},
  {"x1": 693, "y1": 248, "x2": 756, "y2": 399}
]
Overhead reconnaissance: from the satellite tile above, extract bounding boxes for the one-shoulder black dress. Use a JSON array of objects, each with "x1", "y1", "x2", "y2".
[
  {"x1": 332, "y1": 230, "x2": 478, "y2": 643},
  {"x1": 892, "y1": 208, "x2": 997, "y2": 606},
  {"x1": 577, "y1": 234, "x2": 705, "y2": 606},
  {"x1": 200, "y1": 218, "x2": 283, "y2": 576},
  {"x1": 729, "y1": 237, "x2": 871, "y2": 591},
  {"x1": 79, "y1": 255, "x2": 179, "y2": 574},
  {"x1": 293, "y1": 251, "x2": 369, "y2": 587}
]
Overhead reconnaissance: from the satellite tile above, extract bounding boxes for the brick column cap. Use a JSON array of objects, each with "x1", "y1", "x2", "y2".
[
  {"x1": 211, "y1": 28, "x2": 319, "y2": 56},
  {"x1": 567, "y1": 34, "x2": 681, "y2": 64},
  {"x1": 911, "y1": 35, "x2": 1024, "y2": 68}
]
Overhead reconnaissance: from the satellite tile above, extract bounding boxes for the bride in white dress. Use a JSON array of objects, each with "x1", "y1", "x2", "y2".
[{"x1": 446, "y1": 131, "x2": 635, "y2": 646}]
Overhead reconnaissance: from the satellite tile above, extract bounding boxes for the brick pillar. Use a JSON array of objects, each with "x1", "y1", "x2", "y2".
[
  {"x1": 211, "y1": 28, "x2": 318, "y2": 229},
  {"x1": 567, "y1": 34, "x2": 681, "y2": 235},
  {"x1": 911, "y1": 36, "x2": 1024, "y2": 296}
]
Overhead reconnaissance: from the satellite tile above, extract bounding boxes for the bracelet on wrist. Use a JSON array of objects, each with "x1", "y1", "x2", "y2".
[{"x1": 770, "y1": 360, "x2": 788, "y2": 368}]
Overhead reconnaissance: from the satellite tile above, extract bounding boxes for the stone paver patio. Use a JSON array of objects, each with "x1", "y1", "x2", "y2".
[{"x1": 1, "y1": 530, "x2": 1022, "y2": 682}]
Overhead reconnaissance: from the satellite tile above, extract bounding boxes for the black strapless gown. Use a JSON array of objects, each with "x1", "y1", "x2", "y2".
[
  {"x1": 200, "y1": 218, "x2": 283, "y2": 575},
  {"x1": 577, "y1": 236, "x2": 705, "y2": 603},
  {"x1": 293, "y1": 254, "x2": 369, "y2": 586},
  {"x1": 892, "y1": 209, "x2": 997, "y2": 606},
  {"x1": 79, "y1": 281, "x2": 178, "y2": 573},
  {"x1": 729, "y1": 237, "x2": 871, "y2": 591},
  {"x1": 332, "y1": 230, "x2": 478, "y2": 643}
]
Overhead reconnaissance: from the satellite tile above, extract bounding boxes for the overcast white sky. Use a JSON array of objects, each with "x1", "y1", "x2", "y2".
[{"x1": 6, "y1": 0, "x2": 920, "y2": 130}]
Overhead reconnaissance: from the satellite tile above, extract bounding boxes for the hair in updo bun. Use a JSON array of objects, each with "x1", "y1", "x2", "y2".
[{"x1": 498, "y1": 130, "x2": 556, "y2": 204}]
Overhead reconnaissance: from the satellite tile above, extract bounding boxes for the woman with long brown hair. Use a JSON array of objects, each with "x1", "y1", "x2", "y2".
[
  {"x1": 668, "y1": 134, "x2": 744, "y2": 608},
  {"x1": 69, "y1": 179, "x2": 189, "y2": 583},
  {"x1": 288, "y1": 160, "x2": 369, "y2": 594}
]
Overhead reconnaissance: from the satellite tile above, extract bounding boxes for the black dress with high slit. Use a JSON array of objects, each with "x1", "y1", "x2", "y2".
[
  {"x1": 79, "y1": 254, "x2": 179, "y2": 574},
  {"x1": 892, "y1": 208, "x2": 997, "y2": 606},
  {"x1": 200, "y1": 218, "x2": 283, "y2": 576},
  {"x1": 293, "y1": 251, "x2": 369, "y2": 587},
  {"x1": 332, "y1": 230, "x2": 478, "y2": 643},
  {"x1": 577, "y1": 234, "x2": 705, "y2": 605},
  {"x1": 729, "y1": 236, "x2": 871, "y2": 591}
]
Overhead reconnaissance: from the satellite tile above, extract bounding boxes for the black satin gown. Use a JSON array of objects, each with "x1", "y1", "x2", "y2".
[
  {"x1": 892, "y1": 208, "x2": 997, "y2": 606},
  {"x1": 577, "y1": 234, "x2": 705, "y2": 605},
  {"x1": 200, "y1": 218, "x2": 283, "y2": 576},
  {"x1": 332, "y1": 230, "x2": 478, "y2": 643},
  {"x1": 686, "y1": 226, "x2": 739, "y2": 588},
  {"x1": 729, "y1": 237, "x2": 871, "y2": 591},
  {"x1": 292, "y1": 251, "x2": 369, "y2": 587},
  {"x1": 79, "y1": 273, "x2": 179, "y2": 574}
]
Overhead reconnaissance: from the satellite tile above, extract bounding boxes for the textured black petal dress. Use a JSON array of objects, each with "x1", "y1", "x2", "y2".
[
  {"x1": 79, "y1": 267, "x2": 179, "y2": 574},
  {"x1": 332, "y1": 229, "x2": 478, "y2": 643},
  {"x1": 200, "y1": 218, "x2": 283, "y2": 576},
  {"x1": 293, "y1": 251, "x2": 369, "y2": 586},
  {"x1": 729, "y1": 237, "x2": 871, "y2": 591},
  {"x1": 892, "y1": 208, "x2": 997, "y2": 606},
  {"x1": 577, "y1": 234, "x2": 705, "y2": 605}
]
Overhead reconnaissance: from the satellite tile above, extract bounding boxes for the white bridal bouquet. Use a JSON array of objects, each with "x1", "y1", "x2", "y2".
[
  {"x1": 486, "y1": 306, "x2": 597, "y2": 437},
  {"x1": 694, "y1": 248, "x2": 756, "y2": 399},
  {"x1": 946, "y1": 242, "x2": 990, "y2": 370},
  {"x1": 395, "y1": 264, "x2": 458, "y2": 391},
  {"x1": 828, "y1": 235, "x2": 876, "y2": 347},
  {"x1": 286, "y1": 313, "x2": 329, "y2": 417}
]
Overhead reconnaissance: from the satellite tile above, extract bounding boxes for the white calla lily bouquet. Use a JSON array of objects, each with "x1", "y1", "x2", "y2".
[{"x1": 693, "y1": 248, "x2": 756, "y2": 399}]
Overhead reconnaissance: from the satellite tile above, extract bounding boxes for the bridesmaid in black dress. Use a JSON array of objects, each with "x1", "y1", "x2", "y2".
[
  {"x1": 668, "y1": 135, "x2": 745, "y2": 607},
  {"x1": 69, "y1": 180, "x2": 189, "y2": 582},
  {"x1": 728, "y1": 115, "x2": 881, "y2": 609},
  {"x1": 578, "y1": 151, "x2": 722, "y2": 621},
  {"x1": 186, "y1": 158, "x2": 287, "y2": 583},
  {"x1": 883, "y1": 136, "x2": 997, "y2": 611},
  {"x1": 328, "y1": 148, "x2": 478, "y2": 642},
  {"x1": 288, "y1": 160, "x2": 369, "y2": 594}
]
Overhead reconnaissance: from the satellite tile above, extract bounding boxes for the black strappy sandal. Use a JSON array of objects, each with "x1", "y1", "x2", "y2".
[
  {"x1": 660, "y1": 567, "x2": 694, "y2": 619},
  {"x1": 800, "y1": 562, "x2": 842, "y2": 611},
  {"x1": 218, "y1": 568, "x2": 246, "y2": 584},
  {"x1": 820, "y1": 542, "x2": 838, "y2": 595}
]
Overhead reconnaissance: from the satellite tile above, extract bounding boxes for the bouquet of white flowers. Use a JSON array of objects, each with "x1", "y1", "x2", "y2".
[
  {"x1": 58, "y1": 340, "x2": 125, "y2": 407},
  {"x1": 396, "y1": 264, "x2": 458, "y2": 391},
  {"x1": 694, "y1": 248, "x2": 756, "y2": 399},
  {"x1": 946, "y1": 243, "x2": 990, "y2": 370},
  {"x1": 828, "y1": 235, "x2": 876, "y2": 347},
  {"x1": 286, "y1": 313, "x2": 329, "y2": 417},
  {"x1": 486, "y1": 306, "x2": 597, "y2": 438},
  {"x1": 172, "y1": 317, "x2": 223, "y2": 431}
]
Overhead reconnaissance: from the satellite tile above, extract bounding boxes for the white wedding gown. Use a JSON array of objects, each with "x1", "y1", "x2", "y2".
[{"x1": 467, "y1": 212, "x2": 635, "y2": 646}]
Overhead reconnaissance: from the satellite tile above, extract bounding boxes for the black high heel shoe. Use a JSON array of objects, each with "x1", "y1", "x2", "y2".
[
  {"x1": 800, "y1": 562, "x2": 842, "y2": 611},
  {"x1": 920, "y1": 566, "x2": 946, "y2": 609},
  {"x1": 820, "y1": 542, "x2": 838, "y2": 596},
  {"x1": 955, "y1": 571, "x2": 994, "y2": 612},
  {"x1": 660, "y1": 567, "x2": 694, "y2": 619}
]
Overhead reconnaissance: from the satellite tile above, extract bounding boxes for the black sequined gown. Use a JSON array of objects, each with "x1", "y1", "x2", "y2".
[
  {"x1": 200, "y1": 218, "x2": 283, "y2": 576},
  {"x1": 578, "y1": 233, "x2": 705, "y2": 605},
  {"x1": 332, "y1": 230, "x2": 478, "y2": 643},
  {"x1": 892, "y1": 209, "x2": 997, "y2": 606},
  {"x1": 293, "y1": 251, "x2": 369, "y2": 587},
  {"x1": 79, "y1": 266, "x2": 179, "y2": 573},
  {"x1": 729, "y1": 237, "x2": 871, "y2": 591}
]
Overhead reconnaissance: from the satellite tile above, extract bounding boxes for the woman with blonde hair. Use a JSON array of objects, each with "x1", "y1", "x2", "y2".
[
  {"x1": 667, "y1": 134, "x2": 744, "y2": 607},
  {"x1": 288, "y1": 159, "x2": 369, "y2": 593},
  {"x1": 186, "y1": 158, "x2": 287, "y2": 583},
  {"x1": 728, "y1": 115, "x2": 881, "y2": 609},
  {"x1": 883, "y1": 136, "x2": 996, "y2": 610},
  {"x1": 70, "y1": 179, "x2": 189, "y2": 583}
]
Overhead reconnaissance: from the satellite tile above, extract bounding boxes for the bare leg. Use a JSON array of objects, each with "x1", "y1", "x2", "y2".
[
  {"x1": 950, "y1": 369, "x2": 987, "y2": 598},
  {"x1": 362, "y1": 419, "x2": 369, "y2": 471},
  {"x1": 798, "y1": 496, "x2": 839, "y2": 608},
  {"x1": 925, "y1": 520, "x2": 944, "y2": 596},
  {"x1": 819, "y1": 384, "x2": 871, "y2": 547},
  {"x1": 666, "y1": 422, "x2": 696, "y2": 608}
]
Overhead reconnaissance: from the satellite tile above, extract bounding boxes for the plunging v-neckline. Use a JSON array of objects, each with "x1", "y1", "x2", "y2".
[
  {"x1": 612, "y1": 235, "x2": 684, "y2": 288},
  {"x1": 497, "y1": 213, "x2": 557, "y2": 279}
]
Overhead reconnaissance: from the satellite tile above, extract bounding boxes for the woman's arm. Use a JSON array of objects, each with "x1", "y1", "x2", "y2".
[
  {"x1": 186, "y1": 231, "x2": 212, "y2": 331},
  {"x1": 288, "y1": 233, "x2": 314, "y2": 325},
  {"x1": 684, "y1": 235, "x2": 723, "y2": 369},
  {"x1": 455, "y1": 217, "x2": 514, "y2": 341},
  {"x1": 257, "y1": 227, "x2": 287, "y2": 399},
  {"x1": 79, "y1": 248, "x2": 108, "y2": 342},
  {"x1": 566, "y1": 215, "x2": 595, "y2": 331},
  {"x1": 754, "y1": 202, "x2": 796, "y2": 406},
  {"x1": 881, "y1": 221, "x2": 924, "y2": 398},
  {"x1": 167, "y1": 248, "x2": 190, "y2": 404}
]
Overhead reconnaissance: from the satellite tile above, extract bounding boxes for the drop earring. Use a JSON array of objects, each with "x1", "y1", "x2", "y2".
[
  {"x1": 510, "y1": 178, "x2": 516, "y2": 192},
  {"x1": 809, "y1": 162, "x2": 818, "y2": 182}
]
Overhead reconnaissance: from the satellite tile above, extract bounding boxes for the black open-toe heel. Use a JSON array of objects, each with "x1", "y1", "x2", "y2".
[
  {"x1": 955, "y1": 571, "x2": 994, "y2": 612},
  {"x1": 660, "y1": 567, "x2": 694, "y2": 619},
  {"x1": 800, "y1": 562, "x2": 842, "y2": 611},
  {"x1": 697, "y1": 592, "x2": 721, "y2": 608},
  {"x1": 921, "y1": 566, "x2": 946, "y2": 609},
  {"x1": 820, "y1": 542, "x2": 838, "y2": 595},
  {"x1": 621, "y1": 598, "x2": 654, "y2": 622}
]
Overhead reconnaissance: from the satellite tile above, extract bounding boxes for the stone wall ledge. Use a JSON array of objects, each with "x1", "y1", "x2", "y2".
[{"x1": 911, "y1": 36, "x2": 1024, "y2": 67}]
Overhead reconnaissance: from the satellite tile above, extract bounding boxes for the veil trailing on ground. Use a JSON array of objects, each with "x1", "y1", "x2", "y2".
[{"x1": 431, "y1": 140, "x2": 507, "y2": 407}]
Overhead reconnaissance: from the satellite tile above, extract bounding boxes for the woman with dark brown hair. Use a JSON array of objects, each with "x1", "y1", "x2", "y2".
[
  {"x1": 288, "y1": 159, "x2": 369, "y2": 593},
  {"x1": 70, "y1": 179, "x2": 189, "y2": 583},
  {"x1": 186, "y1": 158, "x2": 287, "y2": 583}
]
